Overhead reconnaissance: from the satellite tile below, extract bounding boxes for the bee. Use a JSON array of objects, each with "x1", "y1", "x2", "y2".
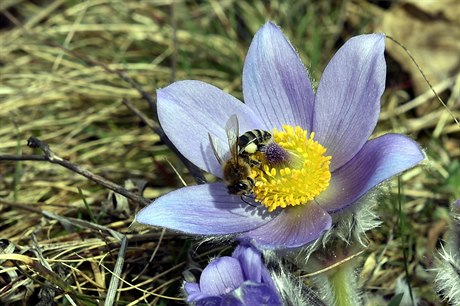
[
  {"x1": 209, "y1": 115, "x2": 256, "y2": 195},
  {"x1": 238, "y1": 129, "x2": 273, "y2": 166}
]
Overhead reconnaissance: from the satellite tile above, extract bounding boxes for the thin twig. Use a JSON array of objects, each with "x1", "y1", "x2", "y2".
[
  {"x1": 386, "y1": 35, "x2": 460, "y2": 127},
  {"x1": 5, "y1": 15, "x2": 207, "y2": 184},
  {"x1": 0, "y1": 155, "x2": 47, "y2": 161},
  {"x1": 0, "y1": 137, "x2": 150, "y2": 206},
  {"x1": 121, "y1": 98, "x2": 161, "y2": 133}
]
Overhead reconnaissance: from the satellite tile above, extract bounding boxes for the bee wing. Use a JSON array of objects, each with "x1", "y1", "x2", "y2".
[
  {"x1": 225, "y1": 114, "x2": 239, "y2": 161},
  {"x1": 208, "y1": 133, "x2": 225, "y2": 165}
]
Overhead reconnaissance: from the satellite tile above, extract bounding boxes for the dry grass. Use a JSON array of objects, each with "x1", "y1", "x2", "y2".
[{"x1": 0, "y1": 0, "x2": 458, "y2": 305}]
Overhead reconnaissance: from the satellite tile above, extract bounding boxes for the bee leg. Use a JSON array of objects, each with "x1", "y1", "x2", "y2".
[
  {"x1": 248, "y1": 158, "x2": 261, "y2": 167},
  {"x1": 241, "y1": 176, "x2": 257, "y2": 207},
  {"x1": 240, "y1": 195, "x2": 257, "y2": 207},
  {"x1": 240, "y1": 153, "x2": 261, "y2": 168}
]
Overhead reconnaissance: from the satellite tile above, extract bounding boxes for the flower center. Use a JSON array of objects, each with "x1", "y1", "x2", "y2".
[{"x1": 252, "y1": 125, "x2": 331, "y2": 212}]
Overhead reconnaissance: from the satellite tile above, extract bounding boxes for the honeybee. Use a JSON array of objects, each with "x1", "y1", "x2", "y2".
[
  {"x1": 238, "y1": 129, "x2": 273, "y2": 166},
  {"x1": 209, "y1": 115, "x2": 256, "y2": 195}
]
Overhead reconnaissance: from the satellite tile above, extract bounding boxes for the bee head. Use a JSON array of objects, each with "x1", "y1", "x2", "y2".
[{"x1": 228, "y1": 179, "x2": 254, "y2": 195}]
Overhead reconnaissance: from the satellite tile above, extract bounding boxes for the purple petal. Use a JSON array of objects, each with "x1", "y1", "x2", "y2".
[
  {"x1": 219, "y1": 296, "x2": 243, "y2": 306},
  {"x1": 242, "y1": 22, "x2": 315, "y2": 131},
  {"x1": 234, "y1": 282, "x2": 282, "y2": 306},
  {"x1": 184, "y1": 282, "x2": 200, "y2": 295},
  {"x1": 232, "y1": 243, "x2": 277, "y2": 290},
  {"x1": 316, "y1": 134, "x2": 424, "y2": 212},
  {"x1": 184, "y1": 283, "x2": 206, "y2": 302},
  {"x1": 200, "y1": 257, "x2": 245, "y2": 296},
  {"x1": 242, "y1": 203, "x2": 332, "y2": 249},
  {"x1": 158, "y1": 80, "x2": 264, "y2": 177},
  {"x1": 232, "y1": 244, "x2": 263, "y2": 283},
  {"x1": 313, "y1": 34, "x2": 386, "y2": 171},
  {"x1": 196, "y1": 296, "x2": 222, "y2": 306},
  {"x1": 135, "y1": 183, "x2": 273, "y2": 235},
  {"x1": 259, "y1": 262, "x2": 276, "y2": 290}
]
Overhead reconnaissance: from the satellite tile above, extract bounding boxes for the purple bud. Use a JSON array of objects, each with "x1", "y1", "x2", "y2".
[{"x1": 184, "y1": 243, "x2": 282, "y2": 305}]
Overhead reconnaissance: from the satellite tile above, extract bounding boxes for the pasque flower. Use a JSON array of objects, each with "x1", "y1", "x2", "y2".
[
  {"x1": 136, "y1": 22, "x2": 424, "y2": 249},
  {"x1": 184, "y1": 243, "x2": 282, "y2": 305}
]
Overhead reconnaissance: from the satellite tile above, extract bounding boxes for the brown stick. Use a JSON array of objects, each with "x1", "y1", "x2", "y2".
[
  {"x1": 0, "y1": 137, "x2": 150, "y2": 206},
  {"x1": 3, "y1": 24, "x2": 206, "y2": 186}
]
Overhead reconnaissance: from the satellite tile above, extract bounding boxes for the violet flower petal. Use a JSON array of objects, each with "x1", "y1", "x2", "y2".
[
  {"x1": 242, "y1": 203, "x2": 332, "y2": 249},
  {"x1": 259, "y1": 261, "x2": 277, "y2": 291},
  {"x1": 218, "y1": 296, "x2": 242, "y2": 306},
  {"x1": 199, "y1": 257, "x2": 245, "y2": 296},
  {"x1": 184, "y1": 283, "x2": 206, "y2": 302},
  {"x1": 316, "y1": 134, "x2": 424, "y2": 213},
  {"x1": 184, "y1": 282, "x2": 200, "y2": 295},
  {"x1": 235, "y1": 282, "x2": 282, "y2": 306},
  {"x1": 135, "y1": 183, "x2": 273, "y2": 235},
  {"x1": 157, "y1": 80, "x2": 264, "y2": 177},
  {"x1": 313, "y1": 34, "x2": 386, "y2": 171},
  {"x1": 196, "y1": 296, "x2": 222, "y2": 306},
  {"x1": 232, "y1": 243, "x2": 263, "y2": 283},
  {"x1": 185, "y1": 243, "x2": 281, "y2": 305},
  {"x1": 243, "y1": 22, "x2": 315, "y2": 131},
  {"x1": 232, "y1": 243, "x2": 278, "y2": 292}
]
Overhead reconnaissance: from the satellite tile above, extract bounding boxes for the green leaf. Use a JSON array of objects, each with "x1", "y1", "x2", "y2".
[{"x1": 388, "y1": 293, "x2": 404, "y2": 306}]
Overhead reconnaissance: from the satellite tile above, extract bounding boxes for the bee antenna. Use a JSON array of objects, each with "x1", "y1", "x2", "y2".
[{"x1": 240, "y1": 195, "x2": 257, "y2": 207}]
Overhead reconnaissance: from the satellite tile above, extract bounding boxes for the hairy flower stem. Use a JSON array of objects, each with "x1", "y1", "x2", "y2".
[
  {"x1": 327, "y1": 262, "x2": 361, "y2": 306},
  {"x1": 289, "y1": 238, "x2": 364, "y2": 306}
]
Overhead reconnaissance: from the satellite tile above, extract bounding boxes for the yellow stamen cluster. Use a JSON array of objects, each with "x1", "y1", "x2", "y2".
[{"x1": 253, "y1": 125, "x2": 331, "y2": 212}]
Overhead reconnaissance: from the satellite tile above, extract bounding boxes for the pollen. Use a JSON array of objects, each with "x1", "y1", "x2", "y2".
[{"x1": 252, "y1": 125, "x2": 331, "y2": 212}]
